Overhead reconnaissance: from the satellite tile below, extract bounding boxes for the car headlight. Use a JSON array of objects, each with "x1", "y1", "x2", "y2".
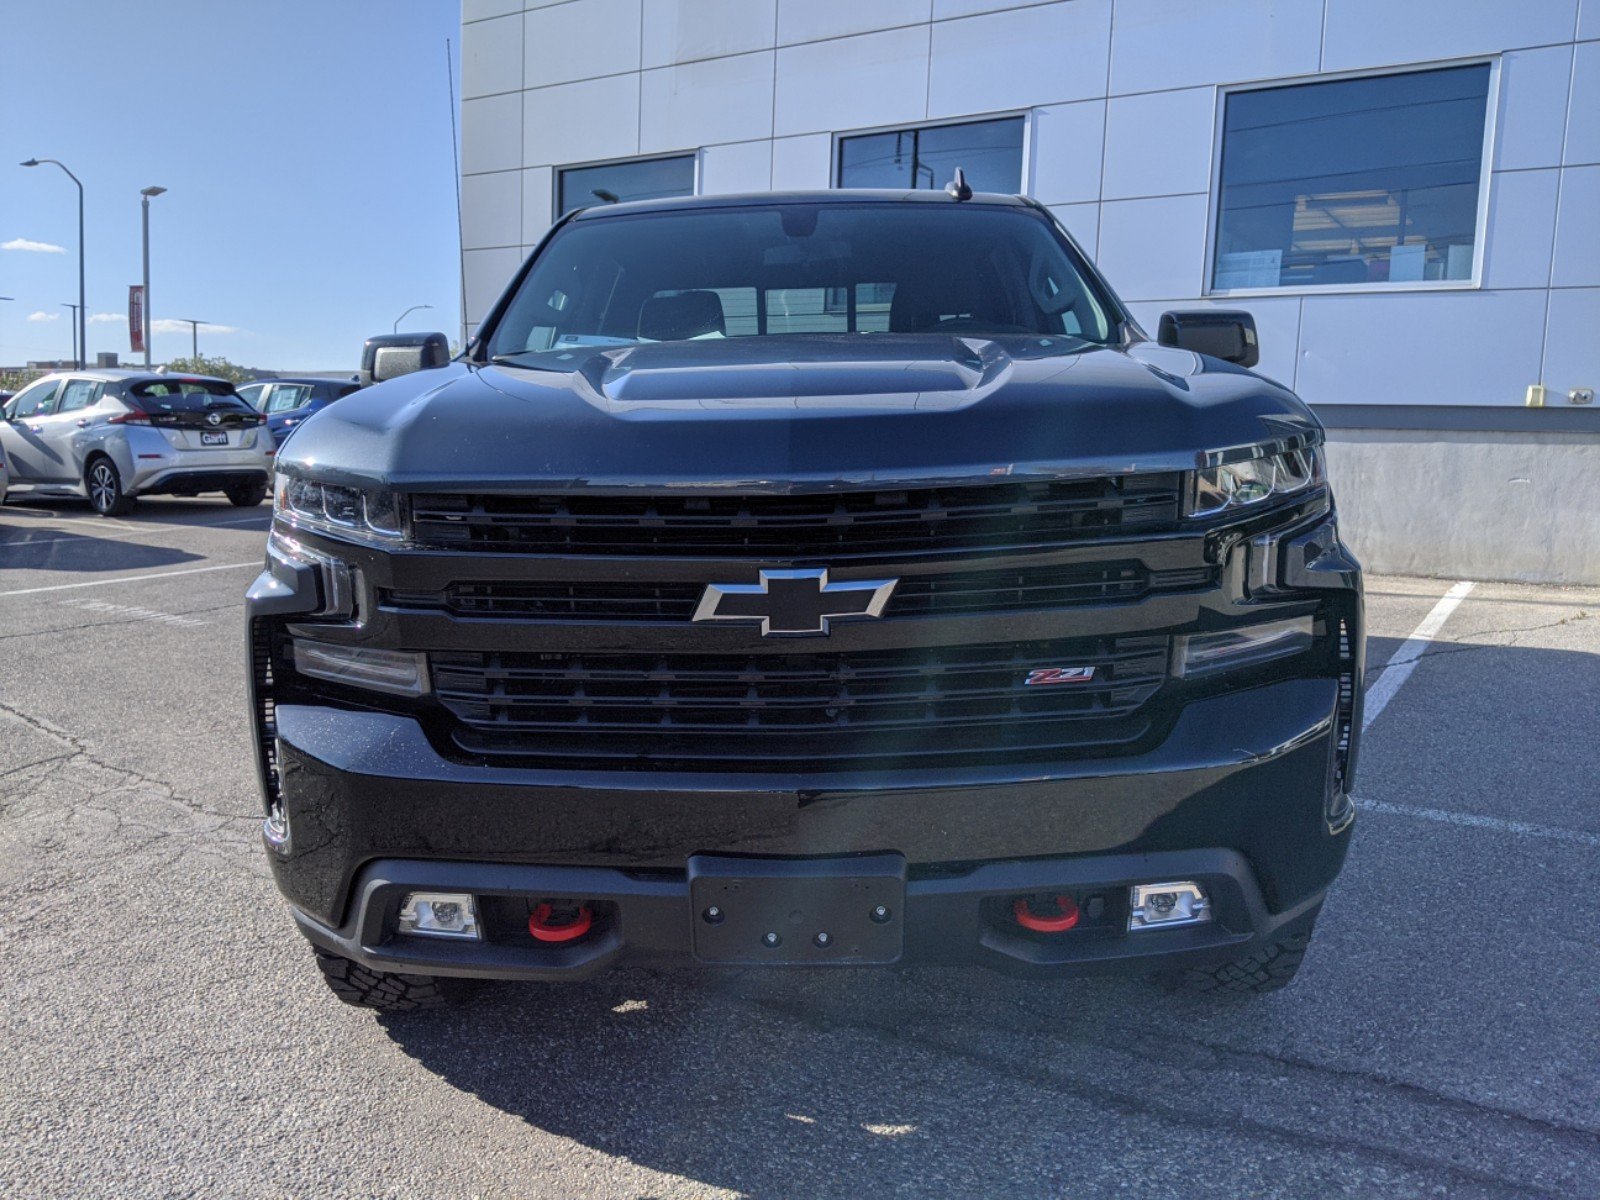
[
  {"x1": 1188, "y1": 446, "x2": 1325, "y2": 517},
  {"x1": 274, "y1": 472, "x2": 403, "y2": 545}
]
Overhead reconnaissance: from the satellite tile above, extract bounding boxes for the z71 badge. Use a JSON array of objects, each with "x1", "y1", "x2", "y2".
[{"x1": 1023, "y1": 666, "x2": 1097, "y2": 686}]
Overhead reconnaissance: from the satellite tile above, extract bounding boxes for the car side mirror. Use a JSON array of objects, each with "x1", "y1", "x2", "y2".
[
  {"x1": 1157, "y1": 310, "x2": 1259, "y2": 368},
  {"x1": 359, "y1": 332, "x2": 451, "y2": 387}
]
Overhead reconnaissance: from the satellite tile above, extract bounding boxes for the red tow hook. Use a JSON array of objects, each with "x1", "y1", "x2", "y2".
[
  {"x1": 1013, "y1": 893, "x2": 1080, "y2": 933},
  {"x1": 529, "y1": 902, "x2": 594, "y2": 943}
]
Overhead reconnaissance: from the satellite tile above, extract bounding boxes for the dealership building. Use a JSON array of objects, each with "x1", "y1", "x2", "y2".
[{"x1": 458, "y1": 0, "x2": 1599, "y2": 582}]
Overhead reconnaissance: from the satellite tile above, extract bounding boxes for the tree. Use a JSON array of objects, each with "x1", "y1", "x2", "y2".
[
  {"x1": 161, "y1": 354, "x2": 254, "y2": 385},
  {"x1": 0, "y1": 368, "x2": 43, "y2": 394}
]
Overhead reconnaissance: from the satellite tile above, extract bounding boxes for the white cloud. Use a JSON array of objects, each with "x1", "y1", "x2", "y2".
[
  {"x1": 151, "y1": 318, "x2": 240, "y2": 335},
  {"x1": 87, "y1": 312, "x2": 243, "y2": 336},
  {"x1": 26, "y1": 310, "x2": 60, "y2": 323},
  {"x1": 3, "y1": 237, "x2": 66, "y2": 254}
]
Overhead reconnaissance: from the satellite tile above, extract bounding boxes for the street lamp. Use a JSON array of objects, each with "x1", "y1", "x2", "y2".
[
  {"x1": 62, "y1": 302, "x2": 82, "y2": 366},
  {"x1": 178, "y1": 317, "x2": 206, "y2": 361},
  {"x1": 21, "y1": 158, "x2": 86, "y2": 370},
  {"x1": 140, "y1": 186, "x2": 166, "y2": 369},
  {"x1": 393, "y1": 303, "x2": 433, "y2": 333}
]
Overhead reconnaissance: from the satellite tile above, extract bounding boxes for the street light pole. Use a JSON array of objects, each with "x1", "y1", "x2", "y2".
[
  {"x1": 179, "y1": 318, "x2": 205, "y2": 362},
  {"x1": 140, "y1": 186, "x2": 166, "y2": 369},
  {"x1": 393, "y1": 304, "x2": 433, "y2": 333},
  {"x1": 62, "y1": 302, "x2": 81, "y2": 366},
  {"x1": 21, "y1": 158, "x2": 86, "y2": 370}
]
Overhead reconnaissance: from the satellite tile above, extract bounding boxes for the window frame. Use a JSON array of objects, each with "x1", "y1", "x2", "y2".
[
  {"x1": 831, "y1": 110, "x2": 1034, "y2": 197},
  {"x1": 1202, "y1": 56, "x2": 1501, "y2": 300},
  {"x1": 552, "y1": 150, "x2": 701, "y2": 220}
]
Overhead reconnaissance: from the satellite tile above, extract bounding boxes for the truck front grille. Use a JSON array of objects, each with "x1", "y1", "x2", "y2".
[
  {"x1": 383, "y1": 563, "x2": 1213, "y2": 623},
  {"x1": 407, "y1": 474, "x2": 1182, "y2": 559},
  {"x1": 430, "y1": 635, "x2": 1168, "y2": 771}
]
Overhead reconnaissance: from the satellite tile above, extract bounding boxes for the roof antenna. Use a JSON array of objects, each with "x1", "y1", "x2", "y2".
[
  {"x1": 591, "y1": 188, "x2": 620, "y2": 203},
  {"x1": 945, "y1": 167, "x2": 972, "y2": 202}
]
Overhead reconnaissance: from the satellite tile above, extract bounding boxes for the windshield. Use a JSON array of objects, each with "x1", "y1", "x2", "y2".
[{"x1": 485, "y1": 202, "x2": 1118, "y2": 365}]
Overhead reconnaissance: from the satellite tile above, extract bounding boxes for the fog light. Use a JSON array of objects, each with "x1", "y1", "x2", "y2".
[
  {"x1": 398, "y1": 892, "x2": 481, "y2": 939},
  {"x1": 1128, "y1": 881, "x2": 1210, "y2": 931}
]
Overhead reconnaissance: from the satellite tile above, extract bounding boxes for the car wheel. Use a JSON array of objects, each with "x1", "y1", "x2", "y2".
[
  {"x1": 310, "y1": 946, "x2": 464, "y2": 1012},
  {"x1": 86, "y1": 456, "x2": 136, "y2": 517},
  {"x1": 225, "y1": 481, "x2": 268, "y2": 507}
]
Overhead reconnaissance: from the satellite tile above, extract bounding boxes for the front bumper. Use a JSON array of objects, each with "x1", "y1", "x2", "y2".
[
  {"x1": 249, "y1": 504, "x2": 1362, "y2": 980},
  {"x1": 291, "y1": 846, "x2": 1326, "y2": 981}
]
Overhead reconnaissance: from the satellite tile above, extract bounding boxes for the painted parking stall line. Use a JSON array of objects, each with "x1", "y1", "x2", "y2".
[
  {"x1": 1362, "y1": 580, "x2": 1476, "y2": 731},
  {"x1": 1355, "y1": 797, "x2": 1600, "y2": 849},
  {"x1": 0, "y1": 561, "x2": 259, "y2": 599},
  {"x1": 58, "y1": 598, "x2": 207, "y2": 628}
]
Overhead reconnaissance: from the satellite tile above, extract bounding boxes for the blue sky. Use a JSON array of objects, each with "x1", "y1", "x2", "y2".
[{"x1": 1, "y1": 0, "x2": 464, "y2": 370}]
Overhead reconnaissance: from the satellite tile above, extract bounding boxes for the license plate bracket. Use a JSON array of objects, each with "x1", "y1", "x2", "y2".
[
  {"x1": 200, "y1": 430, "x2": 229, "y2": 446},
  {"x1": 688, "y1": 854, "x2": 906, "y2": 965}
]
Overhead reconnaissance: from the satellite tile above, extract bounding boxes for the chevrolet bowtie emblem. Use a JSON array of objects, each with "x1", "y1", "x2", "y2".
[{"x1": 692, "y1": 569, "x2": 898, "y2": 637}]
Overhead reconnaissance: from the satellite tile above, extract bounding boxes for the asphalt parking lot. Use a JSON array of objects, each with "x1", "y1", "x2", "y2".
[{"x1": 1, "y1": 496, "x2": 1597, "y2": 1199}]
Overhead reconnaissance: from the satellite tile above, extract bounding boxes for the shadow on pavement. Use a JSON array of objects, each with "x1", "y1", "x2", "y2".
[{"x1": 0, "y1": 526, "x2": 205, "y2": 573}]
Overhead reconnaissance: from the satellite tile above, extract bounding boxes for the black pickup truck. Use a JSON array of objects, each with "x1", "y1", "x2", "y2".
[{"x1": 248, "y1": 190, "x2": 1363, "y2": 1010}]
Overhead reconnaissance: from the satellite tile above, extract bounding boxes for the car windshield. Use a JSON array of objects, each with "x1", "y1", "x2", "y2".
[{"x1": 485, "y1": 202, "x2": 1118, "y2": 365}]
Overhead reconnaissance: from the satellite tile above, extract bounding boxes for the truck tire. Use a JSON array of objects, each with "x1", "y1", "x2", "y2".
[
  {"x1": 225, "y1": 481, "x2": 268, "y2": 507},
  {"x1": 1159, "y1": 931, "x2": 1312, "y2": 995},
  {"x1": 311, "y1": 946, "x2": 460, "y2": 1011}
]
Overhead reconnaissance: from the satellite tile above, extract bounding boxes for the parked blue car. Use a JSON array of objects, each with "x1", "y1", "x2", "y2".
[{"x1": 238, "y1": 377, "x2": 360, "y2": 442}]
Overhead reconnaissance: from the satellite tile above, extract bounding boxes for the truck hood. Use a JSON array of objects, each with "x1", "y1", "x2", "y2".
[{"x1": 280, "y1": 335, "x2": 1320, "y2": 491}]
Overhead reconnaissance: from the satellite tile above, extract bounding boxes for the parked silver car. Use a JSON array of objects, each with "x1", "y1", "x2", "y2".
[{"x1": 0, "y1": 370, "x2": 274, "y2": 516}]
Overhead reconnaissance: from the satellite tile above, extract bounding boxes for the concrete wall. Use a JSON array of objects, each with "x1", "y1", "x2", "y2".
[{"x1": 1327, "y1": 429, "x2": 1600, "y2": 584}]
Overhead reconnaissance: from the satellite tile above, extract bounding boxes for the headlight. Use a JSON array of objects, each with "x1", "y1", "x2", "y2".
[
  {"x1": 274, "y1": 472, "x2": 404, "y2": 545},
  {"x1": 1188, "y1": 446, "x2": 1324, "y2": 517},
  {"x1": 1174, "y1": 616, "x2": 1314, "y2": 678},
  {"x1": 290, "y1": 638, "x2": 429, "y2": 696}
]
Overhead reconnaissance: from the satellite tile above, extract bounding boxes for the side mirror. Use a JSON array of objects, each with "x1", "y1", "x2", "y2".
[
  {"x1": 359, "y1": 332, "x2": 451, "y2": 387},
  {"x1": 1157, "y1": 310, "x2": 1259, "y2": 368}
]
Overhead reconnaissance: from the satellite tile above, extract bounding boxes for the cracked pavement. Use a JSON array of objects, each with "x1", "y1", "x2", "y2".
[{"x1": 2, "y1": 498, "x2": 1598, "y2": 1198}]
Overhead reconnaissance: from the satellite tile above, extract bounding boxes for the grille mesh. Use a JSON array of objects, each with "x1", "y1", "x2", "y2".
[
  {"x1": 408, "y1": 475, "x2": 1182, "y2": 558},
  {"x1": 431, "y1": 636, "x2": 1168, "y2": 771}
]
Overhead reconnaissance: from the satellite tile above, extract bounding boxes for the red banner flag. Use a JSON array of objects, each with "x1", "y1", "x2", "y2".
[{"x1": 129, "y1": 285, "x2": 146, "y2": 354}]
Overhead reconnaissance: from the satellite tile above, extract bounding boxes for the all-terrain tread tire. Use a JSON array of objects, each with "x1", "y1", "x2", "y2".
[
  {"x1": 311, "y1": 946, "x2": 456, "y2": 1011},
  {"x1": 225, "y1": 482, "x2": 268, "y2": 507},
  {"x1": 1161, "y1": 932, "x2": 1312, "y2": 995}
]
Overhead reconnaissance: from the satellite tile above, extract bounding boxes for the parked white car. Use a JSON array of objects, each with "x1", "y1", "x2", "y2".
[{"x1": 0, "y1": 370, "x2": 275, "y2": 516}]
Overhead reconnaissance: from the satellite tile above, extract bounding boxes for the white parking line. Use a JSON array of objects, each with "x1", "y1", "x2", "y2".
[
  {"x1": 0, "y1": 561, "x2": 258, "y2": 598},
  {"x1": 1356, "y1": 797, "x2": 1600, "y2": 849},
  {"x1": 1362, "y1": 580, "x2": 1476, "y2": 731}
]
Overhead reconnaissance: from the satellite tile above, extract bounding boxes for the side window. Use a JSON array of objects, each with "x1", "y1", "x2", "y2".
[
  {"x1": 57, "y1": 379, "x2": 100, "y2": 414},
  {"x1": 7, "y1": 379, "x2": 61, "y2": 420},
  {"x1": 267, "y1": 384, "x2": 311, "y2": 413},
  {"x1": 237, "y1": 383, "x2": 266, "y2": 409}
]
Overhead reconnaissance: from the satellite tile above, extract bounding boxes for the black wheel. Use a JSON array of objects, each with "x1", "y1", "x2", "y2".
[
  {"x1": 225, "y1": 481, "x2": 268, "y2": 507},
  {"x1": 86, "y1": 456, "x2": 135, "y2": 517},
  {"x1": 310, "y1": 946, "x2": 461, "y2": 1012},
  {"x1": 1158, "y1": 931, "x2": 1313, "y2": 996}
]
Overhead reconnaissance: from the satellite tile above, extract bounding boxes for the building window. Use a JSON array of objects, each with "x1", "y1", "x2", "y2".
[
  {"x1": 837, "y1": 116, "x2": 1024, "y2": 194},
  {"x1": 1211, "y1": 63, "x2": 1492, "y2": 292},
  {"x1": 557, "y1": 154, "x2": 695, "y2": 217}
]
